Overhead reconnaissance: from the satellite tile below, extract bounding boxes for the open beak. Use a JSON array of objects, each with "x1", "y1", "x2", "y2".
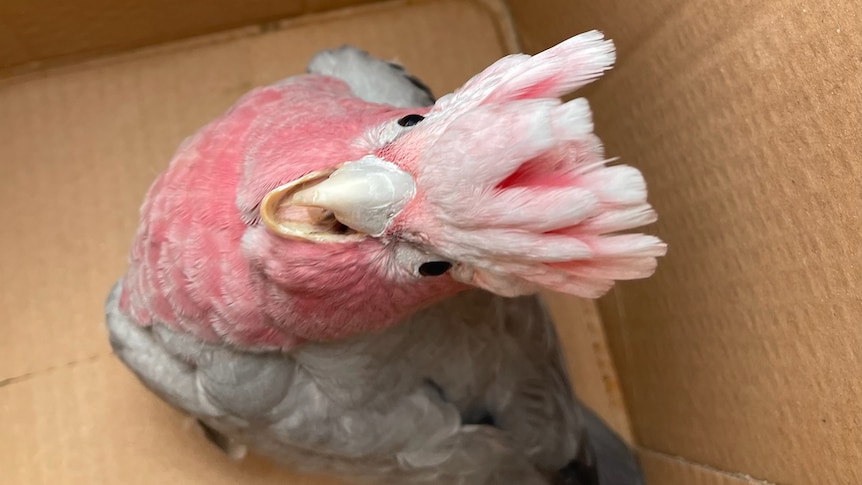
[{"x1": 259, "y1": 156, "x2": 415, "y2": 242}]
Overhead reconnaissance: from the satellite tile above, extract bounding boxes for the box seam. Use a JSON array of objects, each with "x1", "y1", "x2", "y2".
[
  {"x1": 0, "y1": 354, "x2": 105, "y2": 389},
  {"x1": 638, "y1": 447, "x2": 780, "y2": 485}
]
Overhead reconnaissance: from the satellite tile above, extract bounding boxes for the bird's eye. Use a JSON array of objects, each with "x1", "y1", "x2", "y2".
[
  {"x1": 418, "y1": 261, "x2": 452, "y2": 276},
  {"x1": 397, "y1": 114, "x2": 425, "y2": 127}
]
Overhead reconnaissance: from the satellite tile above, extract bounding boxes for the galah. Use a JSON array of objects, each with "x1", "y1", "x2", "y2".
[{"x1": 105, "y1": 30, "x2": 665, "y2": 485}]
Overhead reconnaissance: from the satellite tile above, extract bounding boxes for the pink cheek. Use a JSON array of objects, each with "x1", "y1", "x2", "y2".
[
  {"x1": 398, "y1": 274, "x2": 464, "y2": 306},
  {"x1": 434, "y1": 275, "x2": 467, "y2": 293}
]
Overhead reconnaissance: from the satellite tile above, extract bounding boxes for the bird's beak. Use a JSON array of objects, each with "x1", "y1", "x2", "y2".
[{"x1": 260, "y1": 156, "x2": 415, "y2": 242}]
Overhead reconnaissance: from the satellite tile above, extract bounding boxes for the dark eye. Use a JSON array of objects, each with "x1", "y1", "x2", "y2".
[
  {"x1": 397, "y1": 114, "x2": 425, "y2": 127},
  {"x1": 418, "y1": 261, "x2": 452, "y2": 276}
]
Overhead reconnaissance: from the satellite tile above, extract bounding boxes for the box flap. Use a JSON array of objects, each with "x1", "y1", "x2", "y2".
[
  {"x1": 639, "y1": 450, "x2": 775, "y2": 485},
  {"x1": 508, "y1": 0, "x2": 862, "y2": 483}
]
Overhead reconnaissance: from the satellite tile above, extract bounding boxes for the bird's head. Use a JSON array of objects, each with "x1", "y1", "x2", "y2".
[
  {"x1": 121, "y1": 31, "x2": 666, "y2": 345},
  {"x1": 231, "y1": 31, "x2": 666, "y2": 341}
]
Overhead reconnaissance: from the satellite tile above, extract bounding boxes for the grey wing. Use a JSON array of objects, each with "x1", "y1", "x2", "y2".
[
  {"x1": 307, "y1": 46, "x2": 435, "y2": 108},
  {"x1": 106, "y1": 279, "x2": 552, "y2": 485},
  {"x1": 390, "y1": 289, "x2": 644, "y2": 484},
  {"x1": 493, "y1": 295, "x2": 645, "y2": 485}
]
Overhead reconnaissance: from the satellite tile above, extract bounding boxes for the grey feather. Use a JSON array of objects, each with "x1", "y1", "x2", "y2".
[
  {"x1": 306, "y1": 46, "x2": 435, "y2": 108},
  {"x1": 105, "y1": 47, "x2": 643, "y2": 485}
]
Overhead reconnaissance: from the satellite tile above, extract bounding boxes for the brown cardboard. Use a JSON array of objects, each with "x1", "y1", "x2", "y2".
[
  {"x1": 0, "y1": 0, "x2": 382, "y2": 76},
  {"x1": 1, "y1": 357, "x2": 350, "y2": 485},
  {"x1": 541, "y1": 292, "x2": 634, "y2": 444},
  {"x1": 509, "y1": 0, "x2": 862, "y2": 483}
]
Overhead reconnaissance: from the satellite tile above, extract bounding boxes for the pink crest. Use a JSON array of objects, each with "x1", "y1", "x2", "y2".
[{"x1": 384, "y1": 30, "x2": 667, "y2": 298}]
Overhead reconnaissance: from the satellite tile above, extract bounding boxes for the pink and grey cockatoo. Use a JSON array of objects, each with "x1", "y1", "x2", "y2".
[{"x1": 105, "y1": 30, "x2": 665, "y2": 485}]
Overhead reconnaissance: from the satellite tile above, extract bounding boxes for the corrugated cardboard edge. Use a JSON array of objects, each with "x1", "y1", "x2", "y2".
[{"x1": 638, "y1": 449, "x2": 778, "y2": 485}]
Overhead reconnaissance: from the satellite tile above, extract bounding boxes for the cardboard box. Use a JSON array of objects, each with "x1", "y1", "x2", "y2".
[{"x1": 1, "y1": 0, "x2": 859, "y2": 483}]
